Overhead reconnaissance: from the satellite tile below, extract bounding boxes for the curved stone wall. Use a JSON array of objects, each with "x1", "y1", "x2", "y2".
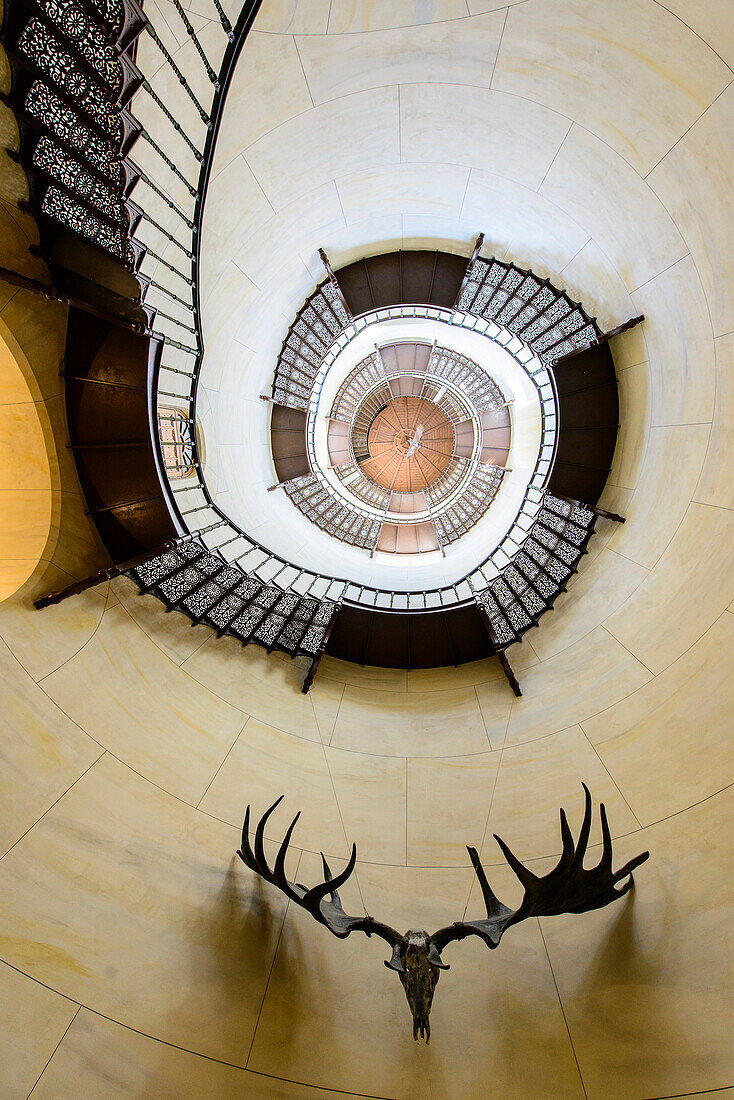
[
  {"x1": 0, "y1": 0, "x2": 732, "y2": 1095},
  {"x1": 0, "y1": 322, "x2": 53, "y2": 601}
]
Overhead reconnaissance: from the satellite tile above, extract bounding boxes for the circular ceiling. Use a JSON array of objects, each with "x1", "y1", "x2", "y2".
[
  {"x1": 282, "y1": 325, "x2": 525, "y2": 561},
  {"x1": 363, "y1": 396, "x2": 454, "y2": 493}
]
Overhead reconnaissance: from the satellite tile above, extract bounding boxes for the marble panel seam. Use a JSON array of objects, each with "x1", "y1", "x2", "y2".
[
  {"x1": 291, "y1": 33, "x2": 315, "y2": 109},
  {"x1": 578, "y1": 722, "x2": 643, "y2": 830},
  {"x1": 8, "y1": 961, "x2": 392, "y2": 1097},
  {"x1": 601, "y1": 622, "x2": 655, "y2": 676},
  {"x1": 690, "y1": 500, "x2": 734, "y2": 515},
  {"x1": 649, "y1": 0, "x2": 734, "y2": 78},
  {"x1": 244, "y1": 851, "x2": 302, "y2": 1071},
  {"x1": 536, "y1": 920, "x2": 587, "y2": 1099},
  {"x1": 630, "y1": 250, "x2": 693, "y2": 295},
  {"x1": 316, "y1": 738, "x2": 370, "y2": 907},
  {"x1": 0, "y1": 750, "x2": 104, "y2": 862},
  {"x1": 195, "y1": 715, "x2": 250, "y2": 809},
  {"x1": 458, "y1": 690, "x2": 511, "y2": 915},
  {"x1": 324, "y1": 9, "x2": 477, "y2": 36},
  {"x1": 117, "y1": 595, "x2": 215, "y2": 668},
  {"x1": 535, "y1": 118, "x2": 574, "y2": 194},
  {"x1": 11, "y1": 590, "x2": 109, "y2": 684},
  {"x1": 26, "y1": 1004, "x2": 81, "y2": 1099},
  {"x1": 642, "y1": 74, "x2": 734, "y2": 181},
  {"x1": 488, "y1": 6, "x2": 509, "y2": 91},
  {"x1": 326, "y1": 685, "x2": 346, "y2": 746},
  {"x1": 603, "y1": 544, "x2": 733, "y2": 678}
]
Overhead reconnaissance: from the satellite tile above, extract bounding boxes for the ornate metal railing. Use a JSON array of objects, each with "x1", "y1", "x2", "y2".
[
  {"x1": 283, "y1": 475, "x2": 382, "y2": 551},
  {"x1": 143, "y1": 295, "x2": 561, "y2": 616},
  {"x1": 474, "y1": 494, "x2": 597, "y2": 648},
  {"x1": 272, "y1": 279, "x2": 350, "y2": 410},
  {"x1": 458, "y1": 258, "x2": 603, "y2": 361},
  {"x1": 125, "y1": 537, "x2": 341, "y2": 663},
  {"x1": 4, "y1": 0, "x2": 144, "y2": 273},
  {"x1": 273, "y1": 259, "x2": 601, "y2": 411},
  {"x1": 0, "y1": 0, "x2": 581, "y2": 625},
  {"x1": 3, "y1": 0, "x2": 621, "y2": 679}
]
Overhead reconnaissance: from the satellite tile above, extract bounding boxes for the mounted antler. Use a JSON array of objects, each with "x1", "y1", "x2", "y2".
[
  {"x1": 237, "y1": 786, "x2": 649, "y2": 1042},
  {"x1": 429, "y1": 783, "x2": 649, "y2": 956},
  {"x1": 237, "y1": 795, "x2": 407, "y2": 957}
]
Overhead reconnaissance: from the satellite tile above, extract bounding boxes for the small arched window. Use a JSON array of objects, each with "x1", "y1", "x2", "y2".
[{"x1": 158, "y1": 406, "x2": 195, "y2": 480}]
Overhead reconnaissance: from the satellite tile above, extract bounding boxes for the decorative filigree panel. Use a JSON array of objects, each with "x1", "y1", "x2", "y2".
[
  {"x1": 459, "y1": 258, "x2": 602, "y2": 363},
  {"x1": 37, "y1": 0, "x2": 122, "y2": 91},
  {"x1": 127, "y1": 541, "x2": 340, "y2": 660},
  {"x1": 428, "y1": 347, "x2": 505, "y2": 413},
  {"x1": 25, "y1": 82, "x2": 123, "y2": 185},
  {"x1": 475, "y1": 494, "x2": 596, "y2": 647},
  {"x1": 273, "y1": 283, "x2": 351, "y2": 409},
  {"x1": 18, "y1": 21, "x2": 120, "y2": 138},
  {"x1": 284, "y1": 474, "x2": 380, "y2": 549},
  {"x1": 33, "y1": 136, "x2": 125, "y2": 223},
  {"x1": 42, "y1": 185, "x2": 133, "y2": 263}
]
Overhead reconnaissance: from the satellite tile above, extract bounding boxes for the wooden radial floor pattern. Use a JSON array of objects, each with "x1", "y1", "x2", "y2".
[{"x1": 360, "y1": 396, "x2": 455, "y2": 492}]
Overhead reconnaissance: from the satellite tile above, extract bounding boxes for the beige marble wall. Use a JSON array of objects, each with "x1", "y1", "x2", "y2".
[
  {"x1": 0, "y1": 0, "x2": 732, "y2": 1095},
  {"x1": 0, "y1": 324, "x2": 52, "y2": 600}
]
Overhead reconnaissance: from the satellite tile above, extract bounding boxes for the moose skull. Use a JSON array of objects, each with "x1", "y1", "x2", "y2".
[
  {"x1": 237, "y1": 789, "x2": 649, "y2": 1042},
  {"x1": 385, "y1": 929, "x2": 448, "y2": 1042}
]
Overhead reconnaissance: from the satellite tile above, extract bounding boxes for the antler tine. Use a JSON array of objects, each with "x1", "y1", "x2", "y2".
[
  {"x1": 613, "y1": 849, "x2": 650, "y2": 884},
  {"x1": 559, "y1": 807, "x2": 575, "y2": 860},
  {"x1": 598, "y1": 802, "x2": 613, "y2": 871},
  {"x1": 493, "y1": 832, "x2": 537, "y2": 890},
  {"x1": 303, "y1": 843, "x2": 357, "y2": 915},
  {"x1": 321, "y1": 853, "x2": 341, "y2": 905},
  {"x1": 239, "y1": 803, "x2": 253, "y2": 864},
  {"x1": 570, "y1": 783, "x2": 593, "y2": 868},
  {"x1": 254, "y1": 795, "x2": 285, "y2": 877},
  {"x1": 431, "y1": 785, "x2": 650, "y2": 971},
  {"x1": 273, "y1": 811, "x2": 301, "y2": 888},
  {"x1": 467, "y1": 846, "x2": 508, "y2": 919}
]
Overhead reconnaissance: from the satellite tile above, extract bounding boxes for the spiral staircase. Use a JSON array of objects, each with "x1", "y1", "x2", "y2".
[{"x1": 0, "y1": 0, "x2": 642, "y2": 693}]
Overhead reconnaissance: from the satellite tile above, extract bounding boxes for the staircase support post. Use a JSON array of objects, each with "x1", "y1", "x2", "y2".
[
  {"x1": 495, "y1": 647, "x2": 522, "y2": 697},
  {"x1": 318, "y1": 248, "x2": 353, "y2": 321},
  {"x1": 554, "y1": 493, "x2": 626, "y2": 524},
  {"x1": 552, "y1": 314, "x2": 644, "y2": 366},
  {"x1": 453, "y1": 233, "x2": 484, "y2": 307},
  {"x1": 301, "y1": 604, "x2": 341, "y2": 694},
  {"x1": 33, "y1": 540, "x2": 180, "y2": 609},
  {"x1": 476, "y1": 601, "x2": 523, "y2": 697}
]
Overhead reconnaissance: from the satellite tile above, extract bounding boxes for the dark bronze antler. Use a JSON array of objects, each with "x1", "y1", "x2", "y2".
[
  {"x1": 237, "y1": 786, "x2": 649, "y2": 1042},
  {"x1": 430, "y1": 783, "x2": 649, "y2": 956},
  {"x1": 237, "y1": 795, "x2": 406, "y2": 956}
]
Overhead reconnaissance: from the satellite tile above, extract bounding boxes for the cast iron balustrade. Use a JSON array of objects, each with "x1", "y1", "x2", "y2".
[
  {"x1": 272, "y1": 255, "x2": 602, "y2": 415},
  {"x1": 126, "y1": 538, "x2": 342, "y2": 666},
  {"x1": 158, "y1": 408, "x2": 195, "y2": 479},
  {"x1": 144, "y1": 292, "x2": 561, "y2": 621},
  {"x1": 291, "y1": 338, "x2": 509, "y2": 551},
  {"x1": 4, "y1": 2, "x2": 632, "y2": 679},
  {"x1": 283, "y1": 475, "x2": 382, "y2": 551},
  {"x1": 433, "y1": 464, "x2": 505, "y2": 546},
  {"x1": 274, "y1": 281, "x2": 350, "y2": 409},
  {"x1": 333, "y1": 466, "x2": 392, "y2": 511},
  {"x1": 425, "y1": 346, "x2": 505, "y2": 412},
  {"x1": 332, "y1": 350, "x2": 388, "y2": 423},
  {"x1": 474, "y1": 494, "x2": 597, "y2": 647},
  {"x1": 2, "y1": 0, "x2": 257, "y2": 326},
  {"x1": 458, "y1": 258, "x2": 603, "y2": 362}
]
